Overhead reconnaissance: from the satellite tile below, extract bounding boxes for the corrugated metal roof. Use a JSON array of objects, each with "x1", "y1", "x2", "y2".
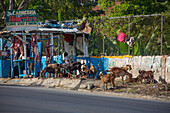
[{"x1": 29, "y1": 27, "x2": 87, "y2": 34}]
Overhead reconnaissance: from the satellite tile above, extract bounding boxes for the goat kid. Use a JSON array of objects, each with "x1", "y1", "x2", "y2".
[{"x1": 99, "y1": 71, "x2": 115, "y2": 91}]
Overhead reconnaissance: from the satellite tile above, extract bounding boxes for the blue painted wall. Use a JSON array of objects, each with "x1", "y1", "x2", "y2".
[
  {"x1": 41, "y1": 56, "x2": 109, "y2": 78},
  {"x1": 90, "y1": 57, "x2": 109, "y2": 78},
  {"x1": 0, "y1": 59, "x2": 11, "y2": 78}
]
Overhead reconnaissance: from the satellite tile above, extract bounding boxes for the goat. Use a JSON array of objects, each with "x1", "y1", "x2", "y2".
[
  {"x1": 80, "y1": 65, "x2": 95, "y2": 79},
  {"x1": 47, "y1": 63, "x2": 60, "y2": 68},
  {"x1": 127, "y1": 74, "x2": 144, "y2": 84},
  {"x1": 127, "y1": 77, "x2": 138, "y2": 83},
  {"x1": 40, "y1": 63, "x2": 61, "y2": 78},
  {"x1": 109, "y1": 65, "x2": 132, "y2": 72},
  {"x1": 40, "y1": 67, "x2": 57, "y2": 78},
  {"x1": 107, "y1": 67, "x2": 132, "y2": 85},
  {"x1": 121, "y1": 65, "x2": 132, "y2": 71},
  {"x1": 60, "y1": 62, "x2": 82, "y2": 78},
  {"x1": 138, "y1": 70, "x2": 155, "y2": 84},
  {"x1": 45, "y1": 63, "x2": 60, "y2": 78},
  {"x1": 99, "y1": 71, "x2": 115, "y2": 91}
]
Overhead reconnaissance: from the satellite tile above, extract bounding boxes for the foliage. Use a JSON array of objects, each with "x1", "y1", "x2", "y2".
[
  {"x1": 28, "y1": 0, "x2": 99, "y2": 22},
  {"x1": 88, "y1": 0, "x2": 170, "y2": 56},
  {"x1": 0, "y1": 0, "x2": 32, "y2": 25},
  {"x1": 0, "y1": 0, "x2": 99, "y2": 23},
  {"x1": 0, "y1": 0, "x2": 170, "y2": 56},
  {"x1": 98, "y1": 0, "x2": 115, "y2": 11},
  {"x1": 112, "y1": 0, "x2": 170, "y2": 17}
]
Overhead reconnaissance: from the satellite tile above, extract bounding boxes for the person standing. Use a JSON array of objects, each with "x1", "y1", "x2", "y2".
[{"x1": 63, "y1": 52, "x2": 71, "y2": 65}]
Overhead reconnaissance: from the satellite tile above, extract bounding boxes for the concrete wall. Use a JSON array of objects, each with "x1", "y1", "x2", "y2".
[
  {"x1": 107, "y1": 56, "x2": 170, "y2": 83},
  {"x1": 41, "y1": 55, "x2": 170, "y2": 83}
]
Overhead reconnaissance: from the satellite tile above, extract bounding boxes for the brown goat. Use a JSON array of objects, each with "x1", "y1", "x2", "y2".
[
  {"x1": 127, "y1": 75, "x2": 144, "y2": 84},
  {"x1": 127, "y1": 77, "x2": 138, "y2": 83},
  {"x1": 47, "y1": 63, "x2": 60, "y2": 68},
  {"x1": 138, "y1": 70, "x2": 155, "y2": 84},
  {"x1": 121, "y1": 65, "x2": 132, "y2": 71},
  {"x1": 99, "y1": 71, "x2": 115, "y2": 91},
  {"x1": 80, "y1": 65, "x2": 95, "y2": 79},
  {"x1": 40, "y1": 67, "x2": 57, "y2": 78},
  {"x1": 107, "y1": 67, "x2": 132, "y2": 84},
  {"x1": 45, "y1": 63, "x2": 60, "y2": 77}
]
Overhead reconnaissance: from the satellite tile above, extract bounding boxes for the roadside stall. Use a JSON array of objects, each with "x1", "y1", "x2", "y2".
[{"x1": 0, "y1": 9, "x2": 91, "y2": 78}]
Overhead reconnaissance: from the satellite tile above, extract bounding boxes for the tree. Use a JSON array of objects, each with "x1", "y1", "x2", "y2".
[
  {"x1": 27, "y1": 0, "x2": 99, "y2": 22},
  {"x1": 88, "y1": 0, "x2": 170, "y2": 55},
  {"x1": 112, "y1": 0, "x2": 169, "y2": 16},
  {"x1": 0, "y1": 0, "x2": 99, "y2": 25},
  {"x1": 0, "y1": 0, "x2": 32, "y2": 19}
]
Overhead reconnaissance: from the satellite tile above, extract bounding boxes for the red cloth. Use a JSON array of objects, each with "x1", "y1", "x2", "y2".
[{"x1": 117, "y1": 31, "x2": 125, "y2": 43}]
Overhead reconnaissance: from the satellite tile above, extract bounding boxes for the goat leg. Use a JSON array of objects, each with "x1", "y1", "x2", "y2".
[
  {"x1": 102, "y1": 82, "x2": 105, "y2": 91},
  {"x1": 111, "y1": 77, "x2": 116, "y2": 89},
  {"x1": 122, "y1": 76, "x2": 124, "y2": 85}
]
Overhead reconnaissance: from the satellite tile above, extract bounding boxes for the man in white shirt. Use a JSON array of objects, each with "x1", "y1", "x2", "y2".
[{"x1": 63, "y1": 52, "x2": 71, "y2": 65}]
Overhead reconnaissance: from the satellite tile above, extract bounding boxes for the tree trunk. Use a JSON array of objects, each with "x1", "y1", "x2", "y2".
[
  {"x1": 0, "y1": 0, "x2": 6, "y2": 11},
  {"x1": 0, "y1": 0, "x2": 6, "y2": 19},
  {"x1": 9, "y1": 0, "x2": 15, "y2": 10},
  {"x1": 0, "y1": 0, "x2": 32, "y2": 21},
  {"x1": 18, "y1": 0, "x2": 32, "y2": 10}
]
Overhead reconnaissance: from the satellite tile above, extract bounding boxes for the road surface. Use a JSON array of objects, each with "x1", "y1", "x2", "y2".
[{"x1": 0, "y1": 84, "x2": 170, "y2": 113}]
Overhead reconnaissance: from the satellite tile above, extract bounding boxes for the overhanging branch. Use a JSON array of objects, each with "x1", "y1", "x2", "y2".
[
  {"x1": 17, "y1": 0, "x2": 32, "y2": 10},
  {"x1": 0, "y1": 0, "x2": 6, "y2": 11}
]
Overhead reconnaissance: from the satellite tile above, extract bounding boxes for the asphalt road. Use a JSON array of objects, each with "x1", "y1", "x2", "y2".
[{"x1": 0, "y1": 85, "x2": 170, "y2": 113}]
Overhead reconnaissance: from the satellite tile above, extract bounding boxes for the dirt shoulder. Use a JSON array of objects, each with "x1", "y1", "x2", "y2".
[{"x1": 0, "y1": 78, "x2": 169, "y2": 102}]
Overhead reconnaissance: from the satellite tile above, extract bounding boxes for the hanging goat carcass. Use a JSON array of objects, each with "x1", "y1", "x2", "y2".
[{"x1": 46, "y1": 36, "x2": 51, "y2": 64}]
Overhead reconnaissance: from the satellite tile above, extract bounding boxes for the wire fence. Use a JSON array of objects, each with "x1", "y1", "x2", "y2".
[{"x1": 88, "y1": 13, "x2": 170, "y2": 56}]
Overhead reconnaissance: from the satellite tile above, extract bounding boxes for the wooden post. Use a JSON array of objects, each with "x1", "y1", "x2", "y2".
[
  {"x1": 57, "y1": 35, "x2": 59, "y2": 63},
  {"x1": 0, "y1": 39, "x2": 3, "y2": 77},
  {"x1": 23, "y1": 35, "x2": 27, "y2": 75},
  {"x1": 0, "y1": 39, "x2": 2, "y2": 50},
  {"x1": 50, "y1": 33, "x2": 54, "y2": 64},
  {"x1": 128, "y1": 17, "x2": 131, "y2": 55},
  {"x1": 10, "y1": 39, "x2": 14, "y2": 78},
  {"x1": 59, "y1": 34, "x2": 63, "y2": 62},
  {"x1": 73, "y1": 33, "x2": 77, "y2": 63},
  {"x1": 0, "y1": 56, "x2": 3, "y2": 78},
  {"x1": 83, "y1": 33, "x2": 89, "y2": 69},
  {"x1": 103, "y1": 22, "x2": 105, "y2": 55}
]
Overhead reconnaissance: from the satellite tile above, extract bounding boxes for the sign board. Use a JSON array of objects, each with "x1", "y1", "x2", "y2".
[{"x1": 6, "y1": 9, "x2": 38, "y2": 31}]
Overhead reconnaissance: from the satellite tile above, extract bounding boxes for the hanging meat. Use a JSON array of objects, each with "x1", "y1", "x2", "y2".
[
  {"x1": 46, "y1": 36, "x2": 51, "y2": 64},
  {"x1": 31, "y1": 34, "x2": 34, "y2": 56},
  {"x1": 17, "y1": 35, "x2": 24, "y2": 59},
  {"x1": 9, "y1": 36, "x2": 18, "y2": 60},
  {"x1": 34, "y1": 34, "x2": 39, "y2": 64}
]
